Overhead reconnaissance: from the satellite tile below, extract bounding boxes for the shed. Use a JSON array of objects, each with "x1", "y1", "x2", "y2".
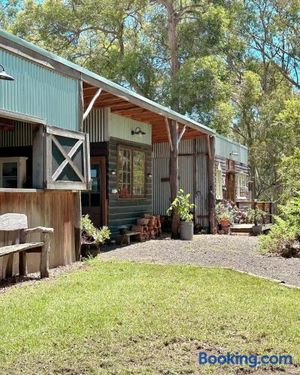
[{"x1": 0, "y1": 29, "x2": 249, "y2": 277}]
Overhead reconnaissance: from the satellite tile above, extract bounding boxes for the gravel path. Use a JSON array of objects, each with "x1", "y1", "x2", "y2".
[{"x1": 100, "y1": 235, "x2": 300, "y2": 287}]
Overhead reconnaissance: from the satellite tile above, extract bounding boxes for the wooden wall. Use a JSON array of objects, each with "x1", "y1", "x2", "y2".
[
  {"x1": 108, "y1": 139, "x2": 152, "y2": 237},
  {"x1": 0, "y1": 190, "x2": 78, "y2": 280}
]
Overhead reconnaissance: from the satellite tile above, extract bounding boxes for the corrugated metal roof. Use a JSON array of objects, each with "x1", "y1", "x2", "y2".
[{"x1": 0, "y1": 29, "x2": 215, "y2": 136}]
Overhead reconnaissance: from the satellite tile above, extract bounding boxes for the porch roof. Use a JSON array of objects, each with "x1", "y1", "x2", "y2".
[{"x1": 0, "y1": 29, "x2": 215, "y2": 143}]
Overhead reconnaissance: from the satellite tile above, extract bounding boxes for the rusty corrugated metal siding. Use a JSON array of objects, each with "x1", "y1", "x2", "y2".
[{"x1": 0, "y1": 48, "x2": 79, "y2": 130}]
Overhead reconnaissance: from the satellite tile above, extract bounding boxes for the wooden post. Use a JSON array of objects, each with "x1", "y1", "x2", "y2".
[
  {"x1": 5, "y1": 254, "x2": 13, "y2": 279},
  {"x1": 19, "y1": 229, "x2": 27, "y2": 277},
  {"x1": 32, "y1": 125, "x2": 45, "y2": 189},
  {"x1": 74, "y1": 192, "x2": 82, "y2": 261},
  {"x1": 40, "y1": 232, "x2": 50, "y2": 278},
  {"x1": 75, "y1": 79, "x2": 85, "y2": 261},
  {"x1": 83, "y1": 88, "x2": 102, "y2": 121},
  {"x1": 193, "y1": 139, "x2": 197, "y2": 224},
  {"x1": 165, "y1": 118, "x2": 180, "y2": 238},
  {"x1": 207, "y1": 135, "x2": 216, "y2": 234},
  {"x1": 169, "y1": 120, "x2": 179, "y2": 202}
]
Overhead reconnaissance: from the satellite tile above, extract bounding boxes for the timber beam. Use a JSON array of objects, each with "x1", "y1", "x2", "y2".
[{"x1": 83, "y1": 88, "x2": 102, "y2": 121}]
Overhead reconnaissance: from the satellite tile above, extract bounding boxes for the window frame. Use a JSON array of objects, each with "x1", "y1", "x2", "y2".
[
  {"x1": 117, "y1": 145, "x2": 146, "y2": 199},
  {"x1": 215, "y1": 162, "x2": 223, "y2": 200},
  {"x1": 236, "y1": 172, "x2": 248, "y2": 200}
]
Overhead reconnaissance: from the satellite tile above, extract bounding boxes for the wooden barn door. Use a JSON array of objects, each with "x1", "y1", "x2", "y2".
[{"x1": 82, "y1": 157, "x2": 107, "y2": 228}]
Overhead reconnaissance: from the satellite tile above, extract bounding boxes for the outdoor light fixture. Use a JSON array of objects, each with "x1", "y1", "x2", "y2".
[
  {"x1": 111, "y1": 170, "x2": 116, "y2": 176},
  {"x1": 147, "y1": 173, "x2": 152, "y2": 178},
  {"x1": 131, "y1": 127, "x2": 146, "y2": 136},
  {"x1": 0, "y1": 64, "x2": 14, "y2": 81}
]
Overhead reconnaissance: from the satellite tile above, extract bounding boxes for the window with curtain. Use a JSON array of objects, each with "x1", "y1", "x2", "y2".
[
  {"x1": 236, "y1": 172, "x2": 248, "y2": 199},
  {"x1": 215, "y1": 162, "x2": 223, "y2": 200},
  {"x1": 117, "y1": 146, "x2": 145, "y2": 198}
]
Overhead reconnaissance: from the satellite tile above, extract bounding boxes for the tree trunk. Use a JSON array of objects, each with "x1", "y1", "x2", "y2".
[
  {"x1": 169, "y1": 120, "x2": 180, "y2": 238},
  {"x1": 162, "y1": 1, "x2": 181, "y2": 238}
]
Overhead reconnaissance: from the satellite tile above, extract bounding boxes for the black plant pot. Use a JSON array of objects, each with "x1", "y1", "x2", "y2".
[{"x1": 81, "y1": 242, "x2": 100, "y2": 258}]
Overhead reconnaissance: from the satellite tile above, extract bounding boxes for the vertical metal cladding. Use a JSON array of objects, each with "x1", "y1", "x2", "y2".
[
  {"x1": 153, "y1": 137, "x2": 209, "y2": 228},
  {"x1": 215, "y1": 134, "x2": 248, "y2": 164},
  {"x1": 83, "y1": 108, "x2": 109, "y2": 142},
  {"x1": 0, "y1": 121, "x2": 32, "y2": 147},
  {"x1": 0, "y1": 49, "x2": 79, "y2": 130}
]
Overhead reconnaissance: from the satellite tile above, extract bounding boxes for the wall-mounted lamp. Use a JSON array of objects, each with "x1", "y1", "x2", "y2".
[
  {"x1": 147, "y1": 173, "x2": 152, "y2": 179},
  {"x1": 112, "y1": 188, "x2": 118, "y2": 194},
  {"x1": 111, "y1": 170, "x2": 116, "y2": 176},
  {"x1": 131, "y1": 126, "x2": 146, "y2": 136},
  {"x1": 0, "y1": 64, "x2": 14, "y2": 81}
]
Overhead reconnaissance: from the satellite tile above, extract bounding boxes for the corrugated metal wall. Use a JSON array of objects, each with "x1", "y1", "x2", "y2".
[
  {"x1": 0, "y1": 49, "x2": 79, "y2": 130},
  {"x1": 153, "y1": 137, "x2": 209, "y2": 228},
  {"x1": 0, "y1": 122, "x2": 32, "y2": 147},
  {"x1": 215, "y1": 134, "x2": 248, "y2": 164},
  {"x1": 83, "y1": 108, "x2": 109, "y2": 142}
]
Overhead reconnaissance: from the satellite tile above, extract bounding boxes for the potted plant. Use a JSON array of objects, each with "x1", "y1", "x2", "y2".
[
  {"x1": 167, "y1": 189, "x2": 195, "y2": 240},
  {"x1": 217, "y1": 211, "x2": 232, "y2": 229},
  {"x1": 216, "y1": 202, "x2": 233, "y2": 232},
  {"x1": 245, "y1": 208, "x2": 267, "y2": 235},
  {"x1": 81, "y1": 215, "x2": 111, "y2": 257}
]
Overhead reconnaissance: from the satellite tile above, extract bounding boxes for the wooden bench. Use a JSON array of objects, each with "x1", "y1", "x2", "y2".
[
  {"x1": 0, "y1": 213, "x2": 54, "y2": 279},
  {"x1": 116, "y1": 231, "x2": 143, "y2": 245}
]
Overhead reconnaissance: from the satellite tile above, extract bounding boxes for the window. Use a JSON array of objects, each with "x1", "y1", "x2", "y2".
[
  {"x1": 215, "y1": 163, "x2": 223, "y2": 200},
  {"x1": 0, "y1": 157, "x2": 27, "y2": 188},
  {"x1": 117, "y1": 146, "x2": 145, "y2": 198},
  {"x1": 44, "y1": 126, "x2": 90, "y2": 190},
  {"x1": 236, "y1": 172, "x2": 248, "y2": 199}
]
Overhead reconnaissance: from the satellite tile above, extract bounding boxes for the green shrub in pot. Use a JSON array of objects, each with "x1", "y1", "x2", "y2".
[{"x1": 167, "y1": 189, "x2": 195, "y2": 240}]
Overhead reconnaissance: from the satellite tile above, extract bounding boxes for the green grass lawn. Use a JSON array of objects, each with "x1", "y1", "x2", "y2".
[{"x1": 0, "y1": 260, "x2": 299, "y2": 374}]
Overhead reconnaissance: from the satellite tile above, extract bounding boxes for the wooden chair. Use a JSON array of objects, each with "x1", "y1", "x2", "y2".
[{"x1": 0, "y1": 213, "x2": 54, "y2": 279}]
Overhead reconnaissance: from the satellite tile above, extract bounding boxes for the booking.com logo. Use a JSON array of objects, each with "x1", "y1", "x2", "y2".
[{"x1": 199, "y1": 352, "x2": 293, "y2": 368}]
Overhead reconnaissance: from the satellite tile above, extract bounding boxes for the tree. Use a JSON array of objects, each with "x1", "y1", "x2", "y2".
[
  {"x1": 279, "y1": 148, "x2": 300, "y2": 201},
  {"x1": 243, "y1": 0, "x2": 300, "y2": 90}
]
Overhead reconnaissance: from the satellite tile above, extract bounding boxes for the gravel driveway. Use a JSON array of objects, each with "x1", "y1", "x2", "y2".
[{"x1": 100, "y1": 235, "x2": 300, "y2": 287}]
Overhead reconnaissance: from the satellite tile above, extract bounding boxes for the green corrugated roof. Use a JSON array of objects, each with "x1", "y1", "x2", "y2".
[{"x1": 0, "y1": 28, "x2": 215, "y2": 135}]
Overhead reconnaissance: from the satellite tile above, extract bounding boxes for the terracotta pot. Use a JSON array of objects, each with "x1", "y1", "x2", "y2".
[{"x1": 219, "y1": 219, "x2": 231, "y2": 228}]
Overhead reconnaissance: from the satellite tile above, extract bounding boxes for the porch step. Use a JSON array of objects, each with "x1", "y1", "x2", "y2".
[{"x1": 231, "y1": 224, "x2": 273, "y2": 236}]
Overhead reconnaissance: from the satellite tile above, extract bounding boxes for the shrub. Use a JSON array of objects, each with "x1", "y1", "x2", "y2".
[
  {"x1": 81, "y1": 215, "x2": 111, "y2": 246},
  {"x1": 244, "y1": 208, "x2": 266, "y2": 224},
  {"x1": 260, "y1": 194, "x2": 300, "y2": 256},
  {"x1": 167, "y1": 189, "x2": 195, "y2": 222}
]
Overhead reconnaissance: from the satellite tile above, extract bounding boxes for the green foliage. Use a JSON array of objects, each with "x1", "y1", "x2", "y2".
[
  {"x1": 167, "y1": 188, "x2": 194, "y2": 222},
  {"x1": 81, "y1": 215, "x2": 111, "y2": 245},
  {"x1": 215, "y1": 202, "x2": 233, "y2": 224},
  {"x1": 244, "y1": 208, "x2": 266, "y2": 225},
  {"x1": 279, "y1": 148, "x2": 300, "y2": 201},
  {"x1": 260, "y1": 195, "x2": 300, "y2": 255}
]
